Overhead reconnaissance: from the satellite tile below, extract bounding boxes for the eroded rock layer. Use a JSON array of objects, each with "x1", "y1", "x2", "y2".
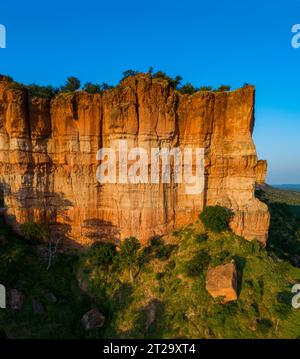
[{"x1": 0, "y1": 74, "x2": 270, "y2": 245}]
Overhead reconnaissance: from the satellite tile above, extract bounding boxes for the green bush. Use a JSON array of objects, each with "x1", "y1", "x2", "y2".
[
  {"x1": 122, "y1": 69, "x2": 139, "y2": 80},
  {"x1": 5, "y1": 81, "x2": 24, "y2": 91},
  {"x1": 83, "y1": 82, "x2": 102, "y2": 94},
  {"x1": 60, "y1": 76, "x2": 81, "y2": 92},
  {"x1": 100, "y1": 82, "x2": 114, "y2": 91},
  {"x1": 209, "y1": 250, "x2": 232, "y2": 267},
  {"x1": 117, "y1": 237, "x2": 145, "y2": 281},
  {"x1": 152, "y1": 71, "x2": 182, "y2": 89},
  {"x1": 20, "y1": 222, "x2": 48, "y2": 242},
  {"x1": 214, "y1": 85, "x2": 231, "y2": 92},
  {"x1": 27, "y1": 84, "x2": 58, "y2": 98},
  {"x1": 198, "y1": 86, "x2": 213, "y2": 91},
  {"x1": 184, "y1": 250, "x2": 211, "y2": 277},
  {"x1": 89, "y1": 241, "x2": 117, "y2": 268},
  {"x1": 179, "y1": 83, "x2": 198, "y2": 95},
  {"x1": 256, "y1": 318, "x2": 273, "y2": 334},
  {"x1": 195, "y1": 233, "x2": 208, "y2": 243},
  {"x1": 199, "y1": 206, "x2": 232, "y2": 233},
  {"x1": 149, "y1": 236, "x2": 177, "y2": 260},
  {"x1": 0, "y1": 74, "x2": 13, "y2": 83}
]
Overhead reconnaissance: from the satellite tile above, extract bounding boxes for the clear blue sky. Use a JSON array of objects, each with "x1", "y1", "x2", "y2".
[{"x1": 0, "y1": 0, "x2": 300, "y2": 184}]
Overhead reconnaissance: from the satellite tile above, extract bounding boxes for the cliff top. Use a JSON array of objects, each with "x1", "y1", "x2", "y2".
[{"x1": 0, "y1": 71, "x2": 255, "y2": 101}]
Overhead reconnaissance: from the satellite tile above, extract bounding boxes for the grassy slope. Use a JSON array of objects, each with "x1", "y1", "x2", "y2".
[{"x1": 0, "y1": 185, "x2": 300, "y2": 338}]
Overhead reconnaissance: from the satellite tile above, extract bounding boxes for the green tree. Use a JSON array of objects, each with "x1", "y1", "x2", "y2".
[
  {"x1": 118, "y1": 237, "x2": 142, "y2": 282},
  {"x1": 100, "y1": 82, "x2": 114, "y2": 91},
  {"x1": 60, "y1": 77, "x2": 81, "y2": 92},
  {"x1": 27, "y1": 84, "x2": 58, "y2": 98},
  {"x1": 199, "y1": 205, "x2": 232, "y2": 233},
  {"x1": 148, "y1": 66, "x2": 154, "y2": 76},
  {"x1": 179, "y1": 83, "x2": 198, "y2": 95},
  {"x1": 20, "y1": 222, "x2": 48, "y2": 242},
  {"x1": 198, "y1": 86, "x2": 213, "y2": 91},
  {"x1": 184, "y1": 250, "x2": 211, "y2": 277},
  {"x1": 83, "y1": 82, "x2": 102, "y2": 94},
  {"x1": 122, "y1": 69, "x2": 139, "y2": 80},
  {"x1": 89, "y1": 242, "x2": 117, "y2": 268},
  {"x1": 152, "y1": 71, "x2": 182, "y2": 89},
  {"x1": 172, "y1": 75, "x2": 183, "y2": 89},
  {"x1": 149, "y1": 236, "x2": 177, "y2": 260},
  {"x1": 214, "y1": 85, "x2": 231, "y2": 92}
]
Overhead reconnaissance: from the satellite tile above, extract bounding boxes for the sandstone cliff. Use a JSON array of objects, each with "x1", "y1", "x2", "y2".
[{"x1": 0, "y1": 74, "x2": 270, "y2": 245}]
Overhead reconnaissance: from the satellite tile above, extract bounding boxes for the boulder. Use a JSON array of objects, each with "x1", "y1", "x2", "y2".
[
  {"x1": 206, "y1": 261, "x2": 238, "y2": 302},
  {"x1": 81, "y1": 308, "x2": 105, "y2": 330},
  {"x1": 10, "y1": 289, "x2": 25, "y2": 310}
]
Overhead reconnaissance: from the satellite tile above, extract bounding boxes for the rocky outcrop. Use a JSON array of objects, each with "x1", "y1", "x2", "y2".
[
  {"x1": 81, "y1": 308, "x2": 105, "y2": 330},
  {"x1": 0, "y1": 74, "x2": 270, "y2": 245},
  {"x1": 206, "y1": 262, "x2": 238, "y2": 302}
]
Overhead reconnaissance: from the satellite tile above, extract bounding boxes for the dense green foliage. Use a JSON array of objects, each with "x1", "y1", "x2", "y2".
[
  {"x1": 87, "y1": 242, "x2": 117, "y2": 268},
  {"x1": 0, "y1": 71, "x2": 235, "y2": 98},
  {"x1": 60, "y1": 76, "x2": 81, "y2": 92},
  {"x1": 199, "y1": 205, "x2": 232, "y2": 233},
  {"x1": 122, "y1": 69, "x2": 140, "y2": 80},
  {"x1": 20, "y1": 222, "x2": 48, "y2": 242},
  {"x1": 184, "y1": 250, "x2": 211, "y2": 277},
  {"x1": 198, "y1": 86, "x2": 213, "y2": 91},
  {"x1": 82, "y1": 82, "x2": 101, "y2": 94},
  {"x1": 256, "y1": 185, "x2": 300, "y2": 267},
  {"x1": 26, "y1": 84, "x2": 58, "y2": 98},
  {"x1": 148, "y1": 237, "x2": 177, "y2": 260},
  {"x1": 179, "y1": 83, "x2": 199, "y2": 94},
  {"x1": 0, "y1": 218, "x2": 92, "y2": 338},
  {"x1": 1, "y1": 187, "x2": 300, "y2": 338},
  {"x1": 214, "y1": 85, "x2": 231, "y2": 92}
]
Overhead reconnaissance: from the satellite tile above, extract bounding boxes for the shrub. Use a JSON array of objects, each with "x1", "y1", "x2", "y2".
[
  {"x1": 60, "y1": 76, "x2": 81, "y2": 92},
  {"x1": 100, "y1": 82, "x2": 114, "y2": 91},
  {"x1": 155, "y1": 272, "x2": 165, "y2": 280},
  {"x1": 5, "y1": 81, "x2": 24, "y2": 91},
  {"x1": 149, "y1": 236, "x2": 177, "y2": 260},
  {"x1": 209, "y1": 250, "x2": 232, "y2": 267},
  {"x1": 118, "y1": 237, "x2": 144, "y2": 281},
  {"x1": 148, "y1": 66, "x2": 154, "y2": 76},
  {"x1": 119, "y1": 237, "x2": 141, "y2": 264},
  {"x1": 152, "y1": 71, "x2": 182, "y2": 89},
  {"x1": 214, "y1": 85, "x2": 231, "y2": 92},
  {"x1": 27, "y1": 84, "x2": 58, "y2": 98},
  {"x1": 198, "y1": 86, "x2": 213, "y2": 91},
  {"x1": 199, "y1": 206, "x2": 232, "y2": 233},
  {"x1": 122, "y1": 69, "x2": 139, "y2": 80},
  {"x1": 20, "y1": 222, "x2": 48, "y2": 242},
  {"x1": 179, "y1": 83, "x2": 198, "y2": 95},
  {"x1": 165, "y1": 260, "x2": 176, "y2": 272},
  {"x1": 184, "y1": 250, "x2": 211, "y2": 277},
  {"x1": 256, "y1": 318, "x2": 273, "y2": 334},
  {"x1": 0, "y1": 74, "x2": 13, "y2": 83},
  {"x1": 83, "y1": 82, "x2": 102, "y2": 94},
  {"x1": 89, "y1": 242, "x2": 117, "y2": 267},
  {"x1": 195, "y1": 233, "x2": 208, "y2": 243},
  {"x1": 150, "y1": 236, "x2": 163, "y2": 247}
]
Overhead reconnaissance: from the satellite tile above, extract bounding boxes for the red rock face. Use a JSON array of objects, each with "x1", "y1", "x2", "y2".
[{"x1": 0, "y1": 75, "x2": 270, "y2": 246}]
